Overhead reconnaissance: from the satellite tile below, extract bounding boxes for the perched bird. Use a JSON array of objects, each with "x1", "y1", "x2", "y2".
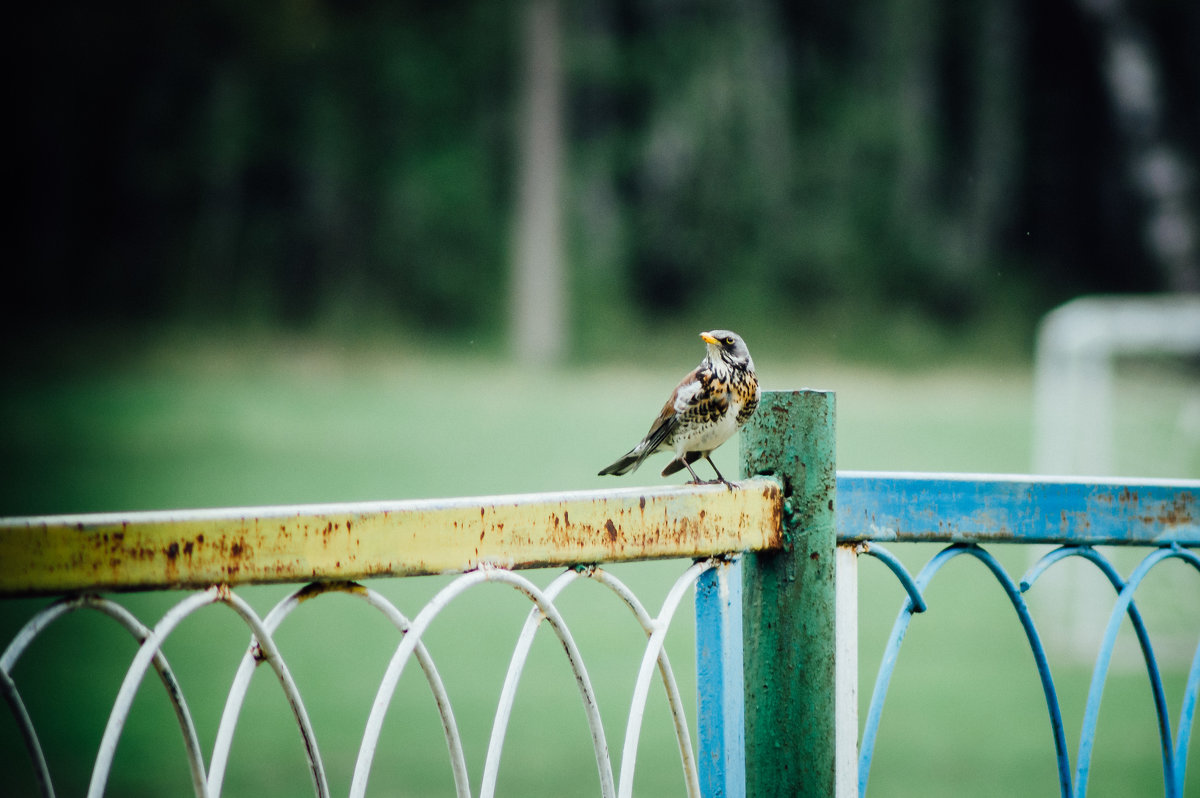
[{"x1": 598, "y1": 330, "x2": 760, "y2": 485}]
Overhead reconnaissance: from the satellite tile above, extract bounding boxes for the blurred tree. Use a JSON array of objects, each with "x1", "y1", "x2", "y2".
[
  {"x1": 10, "y1": 2, "x2": 515, "y2": 335},
  {"x1": 512, "y1": 0, "x2": 568, "y2": 363},
  {"x1": 1076, "y1": 0, "x2": 1198, "y2": 292}
]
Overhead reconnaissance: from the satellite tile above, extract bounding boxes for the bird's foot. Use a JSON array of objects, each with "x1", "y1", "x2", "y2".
[{"x1": 689, "y1": 477, "x2": 736, "y2": 490}]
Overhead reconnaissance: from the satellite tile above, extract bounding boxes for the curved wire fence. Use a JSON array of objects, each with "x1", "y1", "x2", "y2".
[
  {"x1": 855, "y1": 542, "x2": 1199, "y2": 798},
  {"x1": 2, "y1": 561, "x2": 719, "y2": 798}
]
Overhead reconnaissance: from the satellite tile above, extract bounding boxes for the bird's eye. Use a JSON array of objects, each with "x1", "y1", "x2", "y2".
[{"x1": 724, "y1": 337, "x2": 734, "y2": 345}]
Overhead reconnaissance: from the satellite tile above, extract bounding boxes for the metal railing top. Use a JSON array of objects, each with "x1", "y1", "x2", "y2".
[
  {"x1": 837, "y1": 471, "x2": 1199, "y2": 546},
  {"x1": 0, "y1": 479, "x2": 782, "y2": 597},
  {"x1": 2, "y1": 470, "x2": 1196, "y2": 598}
]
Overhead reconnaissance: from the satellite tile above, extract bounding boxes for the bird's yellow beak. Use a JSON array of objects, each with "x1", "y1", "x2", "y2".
[{"x1": 700, "y1": 332, "x2": 719, "y2": 345}]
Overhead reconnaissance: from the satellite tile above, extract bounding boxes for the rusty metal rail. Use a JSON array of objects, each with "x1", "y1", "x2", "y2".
[{"x1": 0, "y1": 480, "x2": 782, "y2": 597}]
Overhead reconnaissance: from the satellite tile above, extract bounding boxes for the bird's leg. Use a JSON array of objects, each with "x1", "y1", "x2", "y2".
[
  {"x1": 705, "y1": 456, "x2": 734, "y2": 489},
  {"x1": 681, "y1": 457, "x2": 705, "y2": 485}
]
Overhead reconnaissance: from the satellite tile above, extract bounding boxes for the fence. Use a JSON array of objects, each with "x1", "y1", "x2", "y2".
[{"x1": 1, "y1": 390, "x2": 1197, "y2": 797}]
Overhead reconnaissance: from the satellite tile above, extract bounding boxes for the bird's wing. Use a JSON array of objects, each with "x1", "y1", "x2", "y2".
[
  {"x1": 671, "y1": 369, "x2": 705, "y2": 413},
  {"x1": 636, "y1": 364, "x2": 710, "y2": 456}
]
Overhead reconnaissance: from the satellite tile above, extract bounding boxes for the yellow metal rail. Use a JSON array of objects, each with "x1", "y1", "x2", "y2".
[{"x1": 0, "y1": 478, "x2": 782, "y2": 596}]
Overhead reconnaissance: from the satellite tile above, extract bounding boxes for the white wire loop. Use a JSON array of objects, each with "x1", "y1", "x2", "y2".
[
  {"x1": 479, "y1": 561, "x2": 714, "y2": 798},
  {"x1": 349, "y1": 566, "x2": 617, "y2": 798},
  {"x1": 85, "y1": 587, "x2": 328, "y2": 798},
  {"x1": 3, "y1": 594, "x2": 209, "y2": 798},
  {"x1": 207, "y1": 580, "x2": 470, "y2": 798}
]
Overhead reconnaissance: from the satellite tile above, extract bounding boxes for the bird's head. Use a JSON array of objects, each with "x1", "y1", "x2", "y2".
[{"x1": 700, "y1": 330, "x2": 754, "y2": 370}]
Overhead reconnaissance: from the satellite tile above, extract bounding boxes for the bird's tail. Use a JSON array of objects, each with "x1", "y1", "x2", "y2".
[{"x1": 598, "y1": 447, "x2": 646, "y2": 476}]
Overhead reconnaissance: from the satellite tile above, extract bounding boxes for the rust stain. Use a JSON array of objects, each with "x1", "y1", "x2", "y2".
[
  {"x1": 767, "y1": 490, "x2": 784, "y2": 547},
  {"x1": 1060, "y1": 509, "x2": 1092, "y2": 534},
  {"x1": 604, "y1": 519, "x2": 618, "y2": 542},
  {"x1": 1156, "y1": 493, "x2": 1196, "y2": 527}
]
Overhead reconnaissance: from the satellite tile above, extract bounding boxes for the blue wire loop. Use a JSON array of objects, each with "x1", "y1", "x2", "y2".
[
  {"x1": 860, "y1": 542, "x2": 1200, "y2": 798},
  {"x1": 1021, "y1": 545, "x2": 1199, "y2": 798},
  {"x1": 861, "y1": 543, "x2": 926, "y2": 613},
  {"x1": 860, "y1": 543, "x2": 1071, "y2": 798}
]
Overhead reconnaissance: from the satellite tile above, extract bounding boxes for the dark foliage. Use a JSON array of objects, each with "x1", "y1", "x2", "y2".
[{"x1": 8, "y1": 0, "x2": 1197, "y2": 344}]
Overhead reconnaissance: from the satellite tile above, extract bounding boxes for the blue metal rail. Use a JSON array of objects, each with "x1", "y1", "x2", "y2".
[
  {"x1": 832, "y1": 471, "x2": 1199, "y2": 798},
  {"x1": 837, "y1": 471, "x2": 1199, "y2": 545}
]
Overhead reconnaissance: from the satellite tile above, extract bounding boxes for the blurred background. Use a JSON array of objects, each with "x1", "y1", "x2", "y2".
[
  {"x1": 6, "y1": 0, "x2": 1199, "y2": 363},
  {"x1": 2, "y1": 1, "x2": 1199, "y2": 796}
]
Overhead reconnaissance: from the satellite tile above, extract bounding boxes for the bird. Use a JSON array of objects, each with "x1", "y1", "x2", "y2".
[{"x1": 598, "y1": 329, "x2": 760, "y2": 485}]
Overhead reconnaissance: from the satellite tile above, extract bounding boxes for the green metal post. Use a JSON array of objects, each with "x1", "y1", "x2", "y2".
[{"x1": 740, "y1": 389, "x2": 837, "y2": 796}]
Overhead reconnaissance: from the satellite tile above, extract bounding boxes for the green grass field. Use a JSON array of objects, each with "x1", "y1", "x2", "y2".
[{"x1": 1, "y1": 330, "x2": 1196, "y2": 796}]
